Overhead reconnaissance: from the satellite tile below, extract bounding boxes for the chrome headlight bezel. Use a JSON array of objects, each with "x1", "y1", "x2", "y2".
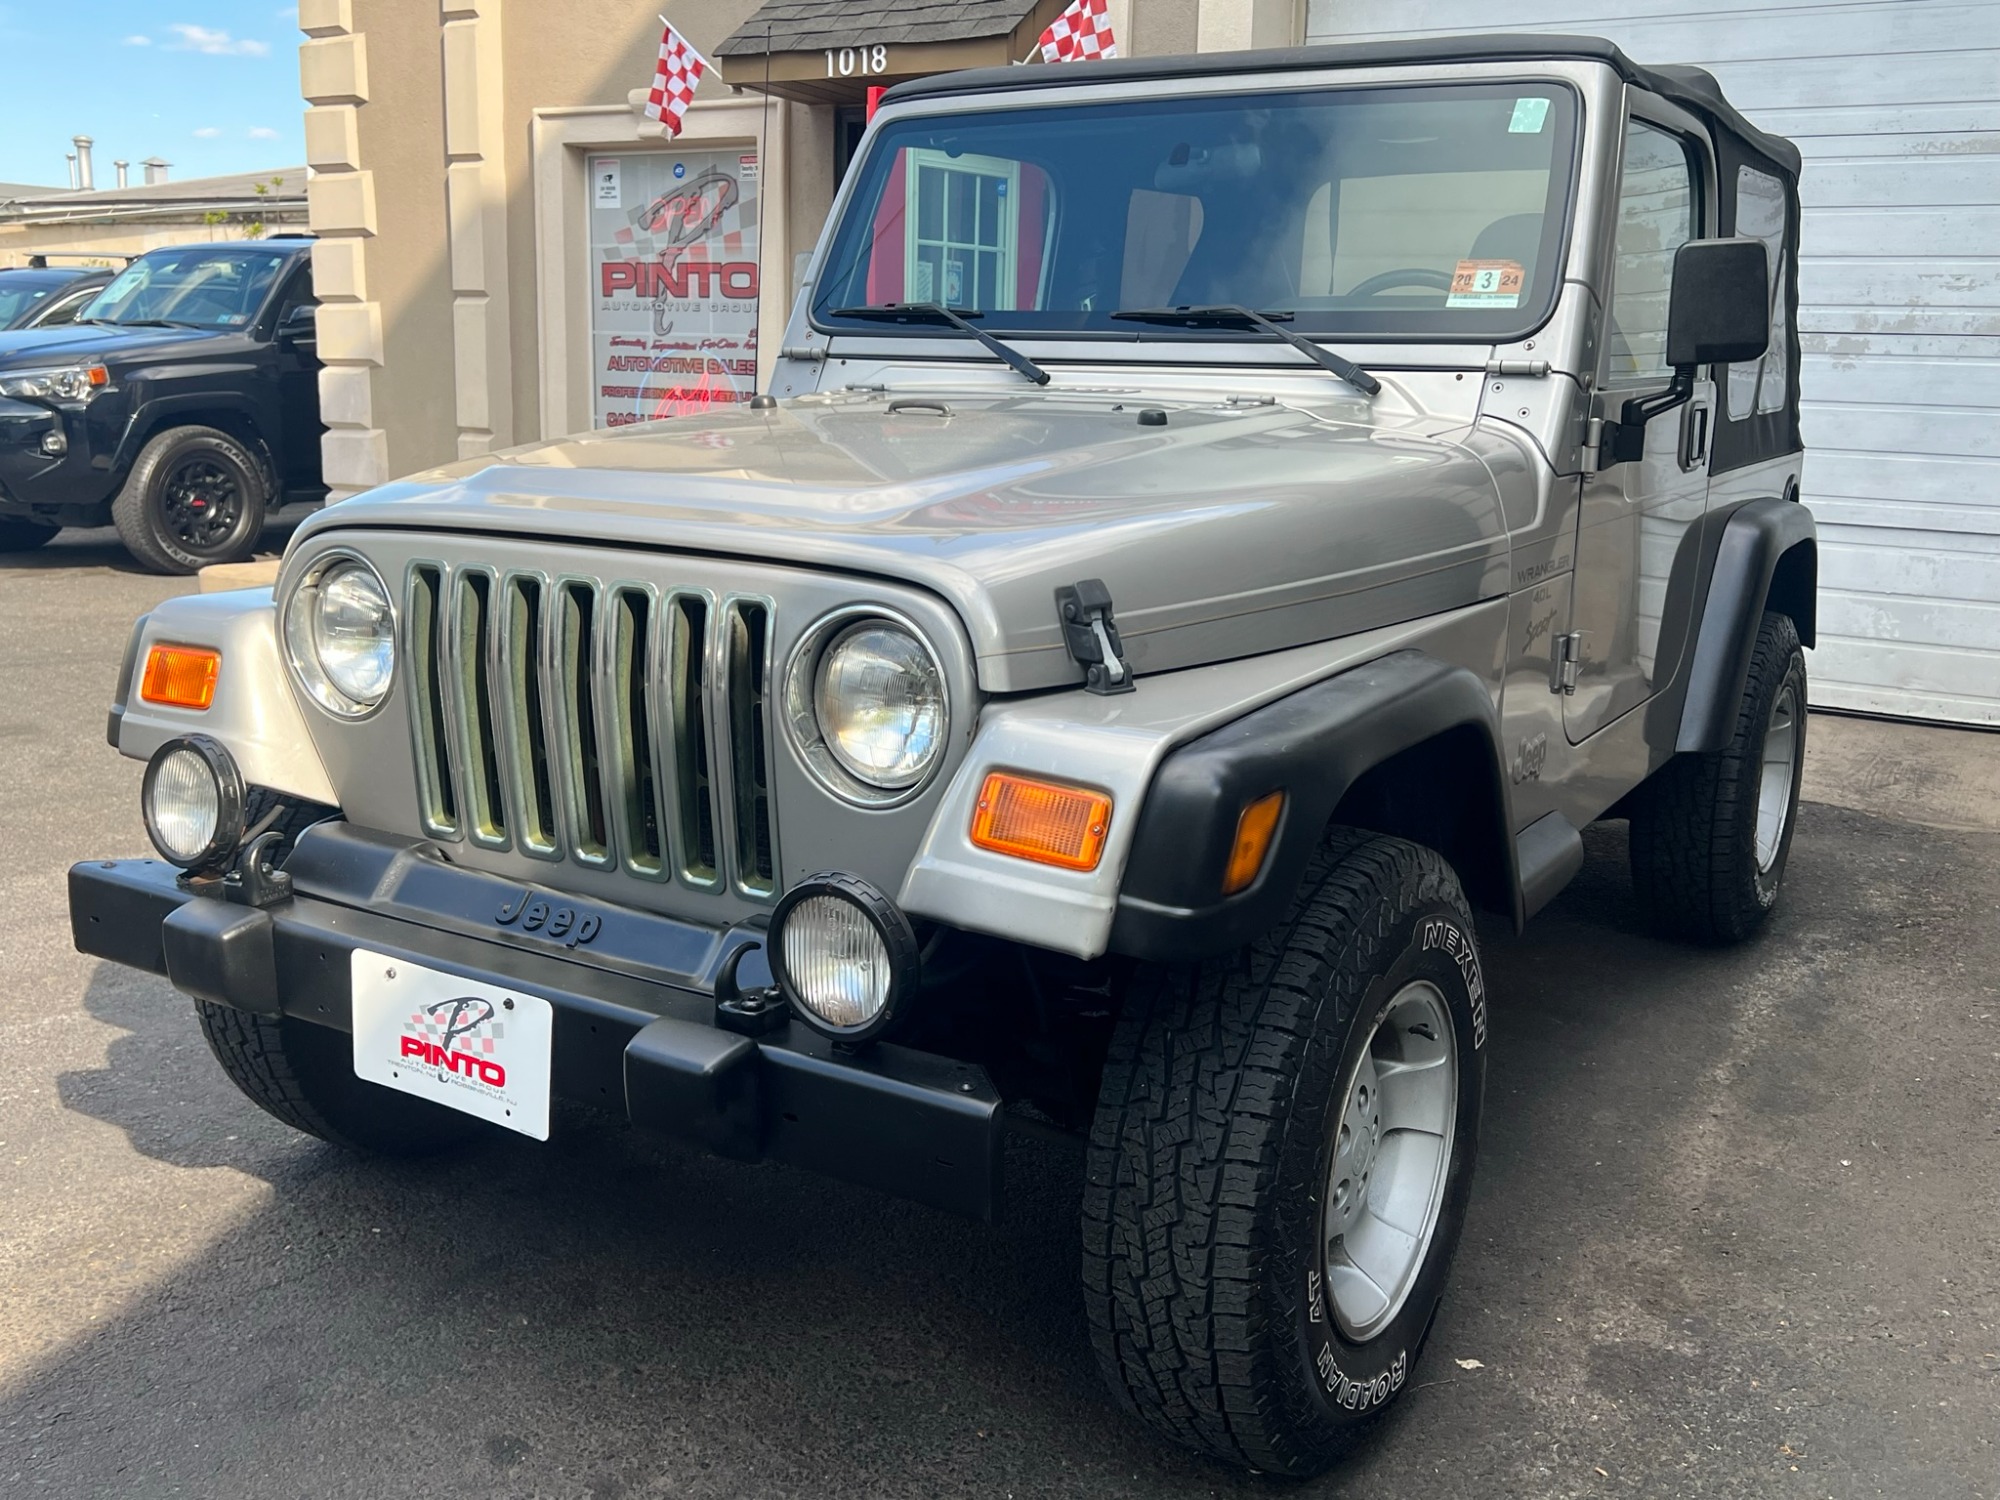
[
  {"x1": 282, "y1": 550, "x2": 398, "y2": 720},
  {"x1": 783, "y1": 606, "x2": 950, "y2": 808}
]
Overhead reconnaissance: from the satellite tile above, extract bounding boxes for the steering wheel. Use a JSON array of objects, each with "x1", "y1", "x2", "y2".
[{"x1": 1344, "y1": 267, "x2": 1456, "y2": 299}]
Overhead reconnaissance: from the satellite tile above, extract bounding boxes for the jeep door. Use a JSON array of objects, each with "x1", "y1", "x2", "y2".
[{"x1": 1564, "y1": 103, "x2": 1716, "y2": 744}]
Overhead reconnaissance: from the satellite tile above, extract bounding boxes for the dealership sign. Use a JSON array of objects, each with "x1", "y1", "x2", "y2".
[{"x1": 588, "y1": 148, "x2": 759, "y2": 428}]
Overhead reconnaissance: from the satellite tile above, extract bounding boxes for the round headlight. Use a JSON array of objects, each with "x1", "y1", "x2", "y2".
[
  {"x1": 769, "y1": 873, "x2": 922, "y2": 1043},
  {"x1": 788, "y1": 615, "x2": 947, "y2": 802},
  {"x1": 142, "y1": 735, "x2": 245, "y2": 871},
  {"x1": 285, "y1": 554, "x2": 395, "y2": 717}
]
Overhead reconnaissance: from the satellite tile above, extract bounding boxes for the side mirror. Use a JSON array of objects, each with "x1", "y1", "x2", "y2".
[
  {"x1": 1599, "y1": 237, "x2": 1771, "y2": 468},
  {"x1": 278, "y1": 303, "x2": 317, "y2": 345},
  {"x1": 1665, "y1": 238, "x2": 1770, "y2": 368}
]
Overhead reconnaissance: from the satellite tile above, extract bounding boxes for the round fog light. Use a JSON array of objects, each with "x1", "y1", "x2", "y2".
[
  {"x1": 142, "y1": 734, "x2": 245, "y2": 871},
  {"x1": 769, "y1": 873, "x2": 922, "y2": 1043}
]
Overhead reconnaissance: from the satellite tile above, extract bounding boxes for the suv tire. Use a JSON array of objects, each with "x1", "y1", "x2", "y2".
[
  {"x1": 112, "y1": 425, "x2": 268, "y2": 575},
  {"x1": 0, "y1": 517, "x2": 59, "y2": 552},
  {"x1": 196, "y1": 1000, "x2": 488, "y2": 1155},
  {"x1": 1631, "y1": 610, "x2": 1807, "y2": 943},
  {"x1": 1083, "y1": 830, "x2": 1486, "y2": 1476}
]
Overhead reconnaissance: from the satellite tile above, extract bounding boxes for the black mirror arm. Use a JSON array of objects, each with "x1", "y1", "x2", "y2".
[{"x1": 1599, "y1": 365, "x2": 1694, "y2": 468}]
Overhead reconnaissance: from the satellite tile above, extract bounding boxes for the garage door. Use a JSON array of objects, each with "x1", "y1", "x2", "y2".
[{"x1": 1305, "y1": 0, "x2": 2000, "y2": 725}]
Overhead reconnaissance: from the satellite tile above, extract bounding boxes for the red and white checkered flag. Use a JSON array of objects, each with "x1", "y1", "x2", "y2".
[
  {"x1": 644, "y1": 18, "x2": 708, "y2": 136},
  {"x1": 1038, "y1": 0, "x2": 1118, "y2": 62}
]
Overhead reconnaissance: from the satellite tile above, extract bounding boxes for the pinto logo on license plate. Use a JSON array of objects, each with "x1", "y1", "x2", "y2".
[{"x1": 350, "y1": 952, "x2": 553, "y2": 1140}]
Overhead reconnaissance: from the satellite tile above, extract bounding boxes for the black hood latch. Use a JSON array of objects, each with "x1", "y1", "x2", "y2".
[{"x1": 1056, "y1": 579, "x2": 1136, "y2": 695}]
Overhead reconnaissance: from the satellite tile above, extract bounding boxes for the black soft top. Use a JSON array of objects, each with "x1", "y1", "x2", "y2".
[{"x1": 881, "y1": 32, "x2": 1801, "y2": 176}]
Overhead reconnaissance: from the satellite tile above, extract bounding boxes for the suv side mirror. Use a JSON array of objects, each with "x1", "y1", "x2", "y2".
[
  {"x1": 1598, "y1": 237, "x2": 1771, "y2": 468},
  {"x1": 278, "y1": 303, "x2": 317, "y2": 346},
  {"x1": 1666, "y1": 238, "x2": 1770, "y2": 368}
]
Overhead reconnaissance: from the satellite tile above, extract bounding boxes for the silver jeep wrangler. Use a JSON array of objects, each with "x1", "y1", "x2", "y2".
[{"x1": 71, "y1": 34, "x2": 1813, "y2": 1474}]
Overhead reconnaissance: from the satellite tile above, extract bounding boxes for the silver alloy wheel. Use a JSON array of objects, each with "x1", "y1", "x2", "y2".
[
  {"x1": 1755, "y1": 682, "x2": 1801, "y2": 874},
  {"x1": 1323, "y1": 980, "x2": 1458, "y2": 1342}
]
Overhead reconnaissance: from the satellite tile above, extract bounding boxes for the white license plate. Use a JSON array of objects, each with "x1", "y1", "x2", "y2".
[{"x1": 350, "y1": 951, "x2": 554, "y2": 1140}]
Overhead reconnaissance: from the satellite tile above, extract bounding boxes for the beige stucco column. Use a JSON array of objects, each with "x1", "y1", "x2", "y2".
[
  {"x1": 299, "y1": 0, "x2": 384, "y2": 501},
  {"x1": 1194, "y1": 0, "x2": 1303, "y2": 51},
  {"x1": 441, "y1": 0, "x2": 517, "y2": 460}
]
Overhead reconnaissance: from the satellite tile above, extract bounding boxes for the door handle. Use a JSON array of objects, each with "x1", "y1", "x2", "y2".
[{"x1": 1679, "y1": 402, "x2": 1710, "y2": 471}]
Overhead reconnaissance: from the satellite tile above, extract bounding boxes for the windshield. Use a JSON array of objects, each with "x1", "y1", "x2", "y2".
[
  {"x1": 0, "y1": 276, "x2": 62, "y2": 327},
  {"x1": 78, "y1": 247, "x2": 288, "y2": 329},
  {"x1": 813, "y1": 82, "x2": 1579, "y2": 342}
]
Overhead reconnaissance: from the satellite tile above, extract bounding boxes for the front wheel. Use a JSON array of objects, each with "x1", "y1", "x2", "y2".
[
  {"x1": 1083, "y1": 830, "x2": 1487, "y2": 1475},
  {"x1": 112, "y1": 425, "x2": 268, "y2": 574}
]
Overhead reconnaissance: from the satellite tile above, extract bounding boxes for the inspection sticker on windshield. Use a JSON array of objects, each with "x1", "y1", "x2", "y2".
[
  {"x1": 350, "y1": 951, "x2": 553, "y2": 1139},
  {"x1": 1447, "y1": 259, "x2": 1525, "y2": 308},
  {"x1": 1509, "y1": 97, "x2": 1552, "y2": 133}
]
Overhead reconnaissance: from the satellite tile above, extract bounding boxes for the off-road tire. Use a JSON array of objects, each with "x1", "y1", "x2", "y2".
[
  {"x1": 1083, "y1": 830, "x2": 1488, "y2": 1476},
  {"x1": 1630, "y1": 610, "x2": 1807, "y2": 943},
  {"x1": 196, "y1": 1000, "x2": 487, "y2": 1155},
  {"x1": 0, "y1": 517, "x2": 59, "y2": 552},
  {"x1": 112, "y1": 425, "x2": 267, "y2": 575}
]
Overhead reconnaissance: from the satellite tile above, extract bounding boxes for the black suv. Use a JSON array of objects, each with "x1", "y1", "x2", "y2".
[{"x1": 0, "y1": 239, "x2": 322, "y2": 573}]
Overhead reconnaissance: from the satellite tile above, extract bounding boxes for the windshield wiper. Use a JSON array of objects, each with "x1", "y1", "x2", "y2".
[
  {"x1": 1111, "y1": 305, "x2": 1380, "y2": 397},
  {"x1": 828, "y1": 302, "x2": 1050, "y2": 386},
  {"x1": 115, "y1": 319, "x2": 200, "y2": 329}
]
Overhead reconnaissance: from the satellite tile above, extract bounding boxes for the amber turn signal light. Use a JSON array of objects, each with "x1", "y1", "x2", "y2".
[
  {"x1": 969, "y1": 772, "x2": 1113, "y2": 872},
  {"x1": 1221, "y1": 791, "x2": 1286, "y2": 895},
  {"x1": 139, "y1": 644, "x2": 221, "y2": 710}
]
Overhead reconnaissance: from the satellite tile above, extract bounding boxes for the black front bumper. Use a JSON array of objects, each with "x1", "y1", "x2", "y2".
[{"x1": 68, "y1": 826, "x2": 1006, "y2": 1220}]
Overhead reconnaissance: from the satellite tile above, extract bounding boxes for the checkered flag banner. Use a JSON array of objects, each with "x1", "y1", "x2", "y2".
[
  {"x1": 1038, "y1": 0, "x2": 1118, "y2": 62},
  {"x1": 644, "y1": 17, "x2": 709, "y2": 136}
]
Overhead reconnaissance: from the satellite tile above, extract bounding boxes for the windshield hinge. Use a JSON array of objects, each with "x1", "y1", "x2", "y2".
[
  {"x1": 1552, "y1": 631, "x2": 1585, "y2": 695},
  {"x1": 1056, "y1": 579, "x2": 1136, "y2": 696},
  {"x1": 1485, "y1": 359, "x2": 1551, "y2": 377}
]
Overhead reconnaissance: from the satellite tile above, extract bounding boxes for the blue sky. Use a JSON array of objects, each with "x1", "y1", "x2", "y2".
[{"x1": 0, "y1": 2, "x2": 304, "y2": 188}]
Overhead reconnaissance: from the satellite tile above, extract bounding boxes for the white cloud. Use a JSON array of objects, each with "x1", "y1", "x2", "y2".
[
  {"x1": 167, "y1": 24, "x2": 270, "y2": 57},
  {"x1": 247, "y1": 127, "x2": 280, "y2": 140},
  {"x1": 193, "y1": 126, "x2": 223, "y2": 139},
  {"x1": 124, "y1": 34, "x2": 152, "y2": 46}
]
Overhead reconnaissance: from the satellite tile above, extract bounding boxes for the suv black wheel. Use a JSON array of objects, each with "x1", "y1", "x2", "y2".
[
  {"x1": 0, "y1": 517, "x2": 59, "y2": 552},
  {"x1": 112, "y1": 425, "x2": 268, "y2": 575},
  {"x1": 1083, "y1": 830, "x2": 1486, "y2": 1476},
  {"x1": 1630, "y1": 610, "x2": 1808, "y2": 943}
]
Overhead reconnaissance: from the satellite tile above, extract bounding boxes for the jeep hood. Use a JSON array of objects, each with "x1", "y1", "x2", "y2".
[{"x1": 297, "y1": 392, "x2": 1509, "y2": 692}]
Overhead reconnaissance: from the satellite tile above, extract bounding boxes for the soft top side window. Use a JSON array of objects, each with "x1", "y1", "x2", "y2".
[{"x1": 1729, "y1": 166, "x2": 1790, "y2": 419}]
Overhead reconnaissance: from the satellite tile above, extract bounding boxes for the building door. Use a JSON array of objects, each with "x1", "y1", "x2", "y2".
[{"x1": 1308, "y1": 0, "x2": 2000, "y2": 726}]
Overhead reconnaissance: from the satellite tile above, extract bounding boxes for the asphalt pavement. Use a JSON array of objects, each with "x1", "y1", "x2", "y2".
[{"x1": 2, "y1": 525, "x2": 1996, "y2": 1499}]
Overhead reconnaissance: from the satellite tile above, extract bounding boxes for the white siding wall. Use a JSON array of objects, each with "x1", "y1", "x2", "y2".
[{"x1": 1306, "y1": 0, "x2": 2000, "y2": 724}]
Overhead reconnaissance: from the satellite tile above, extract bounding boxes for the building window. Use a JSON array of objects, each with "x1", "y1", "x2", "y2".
[
  {"x1": 904, "y1": 149, "x2": 1020, "y2": 310},
  {"x1": 587, "y1": 148, "x2": 760, "y2": 427}
]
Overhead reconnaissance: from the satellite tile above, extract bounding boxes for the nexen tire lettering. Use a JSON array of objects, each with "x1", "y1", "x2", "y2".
[{"x1": 400, "y1": 1035, "x2": 505, "y2": 1088}]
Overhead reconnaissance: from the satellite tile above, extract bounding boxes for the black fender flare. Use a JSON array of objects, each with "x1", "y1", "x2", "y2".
[
  {"x1": 111, "y1": 390, "x2": 273, "y2": 487},
  {"x1": 1107, "y1": 651, "x2": 1517, "y2": 963},
  {"x1": 1675, "y1": 496, "x2": 1817, "y2": 753}
]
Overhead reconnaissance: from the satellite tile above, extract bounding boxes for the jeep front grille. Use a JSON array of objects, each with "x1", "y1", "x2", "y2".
[{"x1": 407, "y1": 565, "x2": 776, "y2": 897}]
